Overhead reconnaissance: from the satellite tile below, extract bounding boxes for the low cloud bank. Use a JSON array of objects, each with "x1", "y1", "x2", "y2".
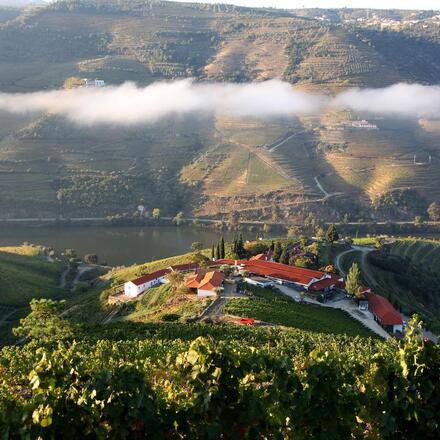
[{"x1": 0, "y1": 80, "x2": 439, "y2": 125}]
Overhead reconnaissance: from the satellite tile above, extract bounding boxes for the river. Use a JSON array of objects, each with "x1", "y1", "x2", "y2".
[{"x1": 0, "y1": 225, "x2": 255, "y2": 266}]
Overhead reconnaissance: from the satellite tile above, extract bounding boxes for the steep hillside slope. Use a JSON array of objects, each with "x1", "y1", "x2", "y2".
[{"x1": 0, "y1": 1, "x2": 439, "y2": 220}]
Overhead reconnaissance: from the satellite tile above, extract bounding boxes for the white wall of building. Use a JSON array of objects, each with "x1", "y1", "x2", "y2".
[
  {"x1": 124, "y1": 276, "x2": 167, "y2": 298},
  {"x1": 393, "y1": 324, "x2": 403, "y2": 333},
  {"x1": 244, "y1": 277, "x2": 274, "y2": 288},
  {"x1": 197, "y1": 289, "x2": 217, "y2": 297}
]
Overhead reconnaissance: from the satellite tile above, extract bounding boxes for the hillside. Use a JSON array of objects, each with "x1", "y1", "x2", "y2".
[
  {"x1": 0, "y1": 245, "x2": 65, "y2": 344},
  {"x1": 0, "y1": 245, "x2": 64, "y2": 307},
  {"x1": 338, "y1": 239, "x2": 440, "y2": 332},
  {"x1": 0, "y1": 1, "x2": 439, "y2": 221}
]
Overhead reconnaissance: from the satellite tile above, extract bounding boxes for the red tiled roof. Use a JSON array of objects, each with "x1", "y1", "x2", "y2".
[
  {"x1": 241, "y1": 260, "x2": 326, "y2": 286},
  {"x1": 215, "y1": 259, "x2": 236, "y2": 265},
  {"x1": 185, "y1": 270, "x2": 224, "y2": 291},
  {"x1": 367, "y1": 293, "x2": 403, "y2": 326},
  {"x1": 131, "y1": 269, "x2": 171, "y2": 286},
  {"x1": 169, "y1": 263, "x2": 199, "y2": 272},
  {"x1": 309, "y1": 276, "x2": 343, "y2": 292},
  {"x1": 250, "y1": 253, "x2": 270, "y2": 261}
]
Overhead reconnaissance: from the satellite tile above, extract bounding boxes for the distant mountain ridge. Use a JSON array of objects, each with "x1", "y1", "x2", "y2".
[{"x1": 0, "y1": 0, "x2": 439, "y2": 221}]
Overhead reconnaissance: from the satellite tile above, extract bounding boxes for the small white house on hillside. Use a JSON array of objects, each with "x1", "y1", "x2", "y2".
[{"x1": 124, "y1": 269, "x2": 169, "y2": 298}]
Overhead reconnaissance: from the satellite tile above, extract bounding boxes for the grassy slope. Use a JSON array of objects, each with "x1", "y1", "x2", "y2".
[
  {"x1": 65, "y1": 251, "x2": 205, "y2": 326},
  {"x1": 0, "y1": 246, "x2": 64, "y2": 307},
  {"x1": 122, "y1": 283, "x2": 211, "y2": 323},
  {"x1": 0, "y1": 245, "x2": 65, "y2": 345},
  {"x1": 389, "y1": 239, "x2": 440, "y2": 272},
  {"x1": 224, "y1": 286, "x2": 375, "y2": 338}
]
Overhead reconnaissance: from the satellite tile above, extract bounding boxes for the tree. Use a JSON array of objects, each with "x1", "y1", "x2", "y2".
[
  {"x1": 173, "y1": 211, "x2": 184, "y2": 226},
  {"x1": 345, "y1": 263, "x2": 361, "y2": 297},
  {"x1": 192, "y1": 252, "x2": 210, "y2": 267},
  {"x1": 273, "y1": 241, "x2": 283, "y2": 262},
  {"x1": 427, "y1": 202, "x2": 440, "y2": 222},
  {"x1": 211, "y1": 243, "x2": 215, "y2": 260},
  {"x1": 270, "y1": 240, "x2": 275, "y2": 252},
  {"x1": 315, "y1": 227, "x2": 326, "y2": 241},
  {"x1": 271, "y1": 205, "x2": 281, "y2": 223},
  {"x1": 166, "y1": 271, "x2": 185, "y2": 288},
  {"x1": 228, "y1": 210, "x2": 240, "y2": 228},
  {"x1": 191, "y1": 242, "x2": 203, "y2": 253},
  {"x1": 239, "y1": 269, "x2": 249, "y2": 278},
  {"x1": 299, "y1": 235, "x2": 309, "y2": 248},
  {"x1": 84, "y1": 254, "x2": 98, "y2": 265},
  {"x1": 294, "y1": 256, "x2": 314, "y2": 269},
  {"x1": 65, "y1": 249, "x2": 77, "y2": 259},
  {"x1": 235, "y1": 234, "x2": 246, "y2": 259},
  {"x1": 414, "y1": 216, "x2": 423, "y2": 227},
  {"x1": 13, "y1": 299, "x2": 75, "y2": 342},
  {"x1": 287, "y1": 225, "x2": 300, "y2": 238},
  {"x1": 215, "y1": 243, "x2": 221, "y2": 260},
  {"x1": 152, "y1": 208, "x2": 161, "y2": 221},
  {"x1": 220, "y1": 237, "x2": 225, "y2": 259},
  {"x1": 326, "y1": 224, "x2": 339, "y2": 244},
  {"x1": 280, "y1": 248, "x2": 290, "y2": 265}
]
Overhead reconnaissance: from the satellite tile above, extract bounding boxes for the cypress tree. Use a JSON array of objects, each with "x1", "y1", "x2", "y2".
[
  {"x1": 216, "y1": 243, "x2": 221, "y2": 260},
  {"x1": 345, "y1": 263, "x2": 361, "y2": 297},
  {"x1": 326, "y1": 224, "x2": 339, "y2": 244},
  {"x1": 236, "y1": 233, "x2": 245, "y2": 259},
  {"x1": 280, "y1": 247, "x2": 290, "y2": 265},
  {"x1": 273, "y1": 241, "x2": 282, "y2": 262},
  {"x1": 270, "y1": 240, "x2": 275, "y2": 252},
  {"x1": 211, "y1": 243, "x2": 215, "y2": 260},
  {"x1": 220, "y1": 237, "x2": 225, "y2": 259}
]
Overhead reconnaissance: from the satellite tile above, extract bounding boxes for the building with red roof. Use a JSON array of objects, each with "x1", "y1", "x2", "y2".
[
  {"x1": 240, "y1": 259, "x2": 329, "y2": 289},
  {"x1": 124, "y1": 269, "x2": 171, "y2": 297},
  {"x1": 249, "y1": 252, "x2": 273, "y2": 262},
  {"x1": 185, "y1": 270, "x2": 225, "y2": 297},
  {"x1": 308, "y1": 275, "x2": 344, "y2": 292},
  {"x1": 124, "y1": 263, "x2": 200, "y2": 298},
  {"x1": 367, "y1": 293, "x2": 403, "y2": 333}
]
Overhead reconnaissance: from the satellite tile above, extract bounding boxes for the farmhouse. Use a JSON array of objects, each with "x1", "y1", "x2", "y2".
[
  {"x1": 124, "y1": 269, "x2": 170, "y2": 298},
  {"x1": 124, "y1": 263, "x2": 199, "y2": 298},
  {"x1": 84, "y1": 78, "x2": 105, "y2": 87},
  {"x1": 185, "y1": 270, "x2": 225, "y2": 297},
  {"x1": 367, "y1": 293, "x2": 403, "y2": 333}
]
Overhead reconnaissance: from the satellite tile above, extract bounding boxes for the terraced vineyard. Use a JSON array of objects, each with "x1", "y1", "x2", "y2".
[{"x1": 0, "y1": 1, "x2": 440, "y2": 221}]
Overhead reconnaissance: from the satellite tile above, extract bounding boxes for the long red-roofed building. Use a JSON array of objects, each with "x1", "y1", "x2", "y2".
[
  {"x1": 124, "y1": 263, "x2": 200, "y2": 298},
  {"x1": 367, "y1": 293, "x2": 403, "y2": 333},
  {"x1": 213, "y1": 258, "x2": 334, "y2": 290}
]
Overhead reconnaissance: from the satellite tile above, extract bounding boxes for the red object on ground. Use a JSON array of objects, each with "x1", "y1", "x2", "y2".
[{"x1": 240, "y1": 318, "x2": 255, "y2": 325}]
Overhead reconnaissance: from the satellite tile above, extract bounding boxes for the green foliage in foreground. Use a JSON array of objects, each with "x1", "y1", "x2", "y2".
[
  {"x1": 13, "y1": 299, "x2": 76, "y2": 342},
  {"x1": 224, "y1": 286, "x2": 375, "y2": 338},
  {"x1": 0, "y1": 319, "x2": 439, "y2": 438}
]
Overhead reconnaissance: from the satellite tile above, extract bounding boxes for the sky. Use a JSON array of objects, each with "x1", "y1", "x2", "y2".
[{"x1": 173, "y1": 0, "x2": 439, "y2": 10}]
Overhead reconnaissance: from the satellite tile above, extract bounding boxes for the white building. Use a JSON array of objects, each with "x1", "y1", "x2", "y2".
[
  {"x1": 124, "y1": 269, "x2": 169, "y2": 298},
  {"x1": 123, "y1": 263, "x2": 199, "y2": 298},
  {"x1": 84, "y1": 78, "x2": 106, "y2": 88},
  {"x1": 244, "y1": 277, "x2": 275, "y2": 288}
]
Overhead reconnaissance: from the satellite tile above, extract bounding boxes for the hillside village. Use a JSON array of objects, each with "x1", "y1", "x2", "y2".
[{"x1": 114, "y1": 242, "x2": 404, "y2": 338}]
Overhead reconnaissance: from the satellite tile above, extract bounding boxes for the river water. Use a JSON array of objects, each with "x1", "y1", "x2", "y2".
[{"x1": 0, "y1": 225, "x2": 253, "y2": 266}]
